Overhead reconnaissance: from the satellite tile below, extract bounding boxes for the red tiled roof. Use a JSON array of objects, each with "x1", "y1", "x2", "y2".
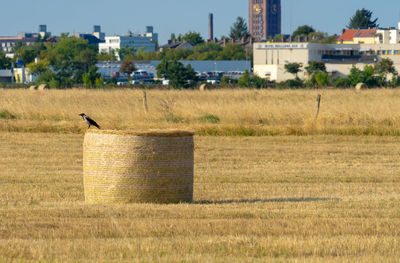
[
  {"x1": 0, "y1": 37, "x2": 23, "y2": 40},
  {"x1": 338, "y1": 29, "x2": 377, "y2": 41}
]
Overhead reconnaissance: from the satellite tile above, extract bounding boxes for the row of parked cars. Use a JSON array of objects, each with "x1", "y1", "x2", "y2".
[{"x1": 114, "y1": 70, "x2": 244, "y2": 85}]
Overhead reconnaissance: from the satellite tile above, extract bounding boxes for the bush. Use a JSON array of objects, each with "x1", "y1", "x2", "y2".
[
  {"x1": 278, "y1": 78, "x2": 303, "y2": 89},
  {"x1": 0, "y1": 109, "x2": 17, "y2": 119},
  {"x1": 95, "y1": 77, "x2": 105, "y2": 88},
  {"x1": 238, "y1": 70, "x2": 250, "y2": 88},
  {"x1": 251, "y1": 75, "x2": 267, "y2": 89},
  {"x1": 314, "y1": 71, "x2": 330, "y2": 87},
  {"x1": 332, "y1": 77, "x2": 351, "y2": 88},
  {"x1": 198, "y1": 114, "x2": 220, "y2": 124},
  {"x1": 165, "y1": 113, "x2": 184, "y2": 123}
]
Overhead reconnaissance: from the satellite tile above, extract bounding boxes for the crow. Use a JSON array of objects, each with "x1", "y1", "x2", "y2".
[{"x1": 79, "y1": 113, "x2": 101, "y2": 129}]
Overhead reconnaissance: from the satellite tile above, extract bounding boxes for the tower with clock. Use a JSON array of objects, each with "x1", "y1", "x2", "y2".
[{"x1": 249, "y1": 0, "x2": 281, "y2": 41}]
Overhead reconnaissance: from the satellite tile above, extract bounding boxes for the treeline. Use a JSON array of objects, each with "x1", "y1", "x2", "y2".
[
  {"x1": 277, "y1": 59, "x2": 400, "y2": 89},
  {"x1": 0, "y1": 35, "x2": 249, "y2": 88},
  {"x1": 98, "y1": 42, "x2": 248, "y2": 62}
]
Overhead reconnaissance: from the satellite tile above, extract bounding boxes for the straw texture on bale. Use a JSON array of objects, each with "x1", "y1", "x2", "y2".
[
  {"x1": 83, "y1": 129, "x2": 194, "y2": 204},
  {"x1": 355, "y1": 83, "x2": 368, "y2": 90},
  {"x1": 38, "y1": 84, "x2": 49, "y2": 90}
]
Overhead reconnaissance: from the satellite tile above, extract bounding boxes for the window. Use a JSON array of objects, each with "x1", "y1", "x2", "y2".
[
  {"x1": 388, "y1": 50, "x2": 392, "y2": 55},
  {"x1": 394, "y1": 50, "x2": 399, "y2": 55},
  {"x1": 382, "y1": 50, "x2": 386, "y2": 55}
]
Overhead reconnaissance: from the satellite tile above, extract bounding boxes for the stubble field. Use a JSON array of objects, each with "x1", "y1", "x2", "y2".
[
  {"x1": 1, "y1": 89, "x2": 400, "y2": 262},
  {"x1": 2, "y1": 88, "x2": 400, "y2": 135}
]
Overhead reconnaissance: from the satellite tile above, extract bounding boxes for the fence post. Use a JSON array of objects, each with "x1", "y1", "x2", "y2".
[
  {"x1": 143, "y1": 90, "x2": 148, "y2": 113},
  {"x1": 315, "y1": 94, "x2": 321, "y2": 120}
]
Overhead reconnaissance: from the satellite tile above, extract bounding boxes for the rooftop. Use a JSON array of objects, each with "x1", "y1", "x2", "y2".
[{"x1": 338, "y1": 29, "x2": 377, "y2": 42}]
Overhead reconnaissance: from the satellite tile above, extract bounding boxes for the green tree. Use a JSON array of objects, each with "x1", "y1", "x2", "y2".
[
  {"x1": 95, "y1": 77, "x2": 105, "y2": 88},
  {"x1": 120, "y1": 60, "x2": 137, "y2": 81},
  {"x1": 305, "y1": 61, "x2": 326, "y2": 74},
  {"x1": 0, "y1": 52, "x2": 12, "y2": 69},
  {"x1": 170, "y1": 33, "x2": 177, "y2": 41},
  {"x1": 13, "y1": 42, "x2": 46, "y2": 65},
  {"x1": 35, "y1": 69, "x2": 58, "y2": 87},
  {"x1": 238, "y1": 69, "x2": 250, "y2": 87},
  {"x1": 332, "y1": 77, "x2": 351, "y2": 88},
  {"x1": 375, "y1": 58, "x2": 397, "y2": 84},
  {"x1": 251, "y1": 75, "x2": 267, "y2": 89},
  {"x1": 182, "y1": 31, "x2": 204, "y2": 45},
  {"x1": 118, "y1": 45, "x2": 136, "y2": 61},
  {"x1": 347, "y1": 8, "x2": 378, "y2": 29},
  {"x1": 82, "y1": 66, "x2": 101, "y2": 88},
  {"x1": 27, "y1": 59, "x2": 50, "y2": 76},
  {"x1": 189, "y1": 43, "x2": 223, "y2": 60},
  {"x1": 314, "y1": 71, "x2": 330, "y2": 87},
  {"x1": 292, "y1": 25, "x2": 315, "y2": 40},
  {"x1": 347, "y1": 65, "x2": 378, "y2": 87},
  {"x1": 229, "y1": 17, "x2": 250, "y2": 40},
  {"x1": 97, "y1": 51, "x2": 117, "y2": 61},
  {"x1": 285, "y1": 63, "x2": 302, "y2": 78},
  {"x1": 273, "y1": 34, "x2": 285, "y2": 42},
  {"x1": 315, "y1": 35, "x2": 339, "y2": 44},
  {"x1": 156, "y1": 59, "x2": 197, "y2": 89},
  {"x1": 38, "y1": 37, "x2": 98, "y2": 87},
  {"x1": 308, "y1": 31, "x2": 326, "y2": 41},
  {"x1": 220, "y1": 44, "x2": 247, "y2": 60}
]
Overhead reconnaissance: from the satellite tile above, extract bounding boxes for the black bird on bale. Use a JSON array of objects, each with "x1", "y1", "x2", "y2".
[{"x1": 79, "y1": 113, "x2": 101, "y2": 129}]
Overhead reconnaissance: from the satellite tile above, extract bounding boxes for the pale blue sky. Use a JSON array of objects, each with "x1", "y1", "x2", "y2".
[{"x1": 1, "y1": 0, "x2": 399, "y2": 44}]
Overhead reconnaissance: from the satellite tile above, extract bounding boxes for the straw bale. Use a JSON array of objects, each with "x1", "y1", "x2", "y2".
[
  {"x1": 199, "y1": 83, "x2": 209, "y2": 91},
  {"x1": 29, "y1": 85, "x2": 38, "y2": 90},
  {"x1": 355, "y1": 83, "x2": 367, "y2": 90},
  {"x1": 38, "y1": 84, "x2": 49, "y2": 90},
  {"x1": 83, "y1": 129, "x2": 194, "y2": 204}
]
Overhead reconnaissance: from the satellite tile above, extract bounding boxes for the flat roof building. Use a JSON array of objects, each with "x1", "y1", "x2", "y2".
[
  {"x1": 99, "y1": 27, "x2": 158, "y2": 61},
  {"x1": 253, "y1": 42, "x2": 400, "y2": 81}
]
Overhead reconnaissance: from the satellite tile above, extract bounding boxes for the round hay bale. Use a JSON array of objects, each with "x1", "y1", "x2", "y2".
[
  {"x1": 83, "y1": 129, "x2": 195, "y2": 204},
  {"x1": 199, "y1": 83, "x2": 209, "y2": 91},
  {"x1": 355, "y1": 83, "x2": 367, "y2": 90},
  {"x1": 38, "y1": 84, "x2": 49, "y2": 90},
  {"x1": 29, "y1": 85, "x2": 38, "y2": 90}
]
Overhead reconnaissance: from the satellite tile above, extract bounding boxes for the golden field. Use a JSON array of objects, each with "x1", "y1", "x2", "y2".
[
  {"x1": 1, "y1": 89, "x2": 400, "y2": 262},
  {"x1": 1, "y1": 132, "x2": 400, "y2": 262},
  {"x1": 1, "y1": 88, "x2": 400, "y2": 135}
]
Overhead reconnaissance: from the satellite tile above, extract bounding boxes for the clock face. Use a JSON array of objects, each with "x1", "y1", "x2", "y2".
[
  {"x1": 271, "y1": 4, "x2": 277, "y2": 15},
  {"x1": 253, "y1": 4, "x2": 262, "y2": 15}
]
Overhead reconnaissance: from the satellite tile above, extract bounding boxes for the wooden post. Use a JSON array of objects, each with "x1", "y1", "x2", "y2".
[
  {"x1": 143, "y1": 90, "x2": 148, "y2": 113},
  {"x1": 315, "y1": 94, "x2": 321, "y2": 120}
]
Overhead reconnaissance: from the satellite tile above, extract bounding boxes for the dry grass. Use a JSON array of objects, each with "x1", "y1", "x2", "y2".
[
  {"x1": 1, "y1": 132, "x2": 400, "y2": 262},
  {"x1": 2, "y1": 88, "x2": 400, "y2": 135}
]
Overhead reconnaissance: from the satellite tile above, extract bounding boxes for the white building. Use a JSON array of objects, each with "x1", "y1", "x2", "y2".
[
  {"x1": 376, "y1": 27, "x2": 400, "y2": 44},
  {"x1": 253, "y1": 42, "x2": 400, "y2": 82},
  {"x1": 98, "y1": 27, "x2": 158, "y2": 60}
]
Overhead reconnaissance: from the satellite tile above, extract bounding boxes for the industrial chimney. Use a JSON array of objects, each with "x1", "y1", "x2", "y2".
[{"x1": 208, "y1": 13, "x2": 214, "y2": 41}]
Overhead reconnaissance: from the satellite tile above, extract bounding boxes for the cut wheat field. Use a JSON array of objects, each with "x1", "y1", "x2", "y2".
[
  {"x1": 1, "y1": 132, "x2": 400, "y2": 262},
  {"x1": 2, "y1": 88, "x2": 400, "y2": 135}
]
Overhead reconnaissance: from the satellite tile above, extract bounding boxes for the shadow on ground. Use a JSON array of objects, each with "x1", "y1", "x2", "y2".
[{"x1": 194, "y1": 197, "x2": 341, "y2": 205}]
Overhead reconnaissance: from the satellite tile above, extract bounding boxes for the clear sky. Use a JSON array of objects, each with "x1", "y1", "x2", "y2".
[{"x1": 1, "y1": 0, "x2": 399, "y2": 44}]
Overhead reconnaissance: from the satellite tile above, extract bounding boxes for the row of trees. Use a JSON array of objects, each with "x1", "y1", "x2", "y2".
[
  {"x1": 101, "y1": 42, "x2": 249, "y2": 62},
  {"x1": 25, "y1": 36, "x2": 99, "y2": 88},
  {"x1": 282, "y1": 58, "x2": 399, "y2": 89}
]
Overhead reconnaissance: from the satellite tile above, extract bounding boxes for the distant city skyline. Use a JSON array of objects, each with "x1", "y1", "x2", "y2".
[{"x1": 0, "y1": 0, "x2": 399, "y2": 44}]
